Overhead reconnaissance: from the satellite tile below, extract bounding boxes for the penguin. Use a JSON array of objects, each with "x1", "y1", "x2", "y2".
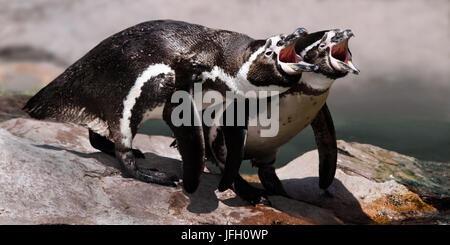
[
  {"x1": 23, "y1": 20, "x2": 317, "y2": 193},
  {"x1": 203, "y1": 29, "x2": 360, "y2": 204}
]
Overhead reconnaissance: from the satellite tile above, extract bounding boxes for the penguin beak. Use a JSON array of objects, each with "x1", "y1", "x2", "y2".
[
  {"x1": 286, "y1": 62, "x2": 319, "y2": 72},
  {"x1": 279, "y1": 28, "x2": 308, "y2": 64},
  {"x1": 278, "y1": 28, "x2": 318, "y2": 74},
  {"x1": 329, "y1": 30, "x2": 360, "y2": 75}
]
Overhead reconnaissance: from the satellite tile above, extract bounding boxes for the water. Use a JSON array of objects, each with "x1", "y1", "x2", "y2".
[{"x1": 138, "y1": 118, "x2": 450, "y2": 174}]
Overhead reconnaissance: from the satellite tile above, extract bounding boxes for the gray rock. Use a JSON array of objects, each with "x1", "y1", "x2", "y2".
[
  {"x1": 336, "y1": 141, "x2": 449, "y2": 210},
  {"x1": 0, "y1": 118, "x2": 341, "y2": 225},
  {"x1": 277, "y1": 143, "x2": 443, "y2": 224},
  {"x1": 0, "y1": 118, "x2": 445, "y2": 224}
]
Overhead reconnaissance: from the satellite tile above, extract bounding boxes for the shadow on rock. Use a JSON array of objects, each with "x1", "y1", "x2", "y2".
[
  {"x1": 33, "y1": 144, "x2": 182, "y2": 179},
  {"x1": 282, "y1": 177, "x2": 373, "y2": 224},
  {"x1": 183, "y1": 173, "x2": 221, "y2": 214},
  {"x1": 33, "y1": 143, "x2": 250, "y2": 214},
  {"x1": 34, "y1": 143, "x2": 350, "y2": 222}
]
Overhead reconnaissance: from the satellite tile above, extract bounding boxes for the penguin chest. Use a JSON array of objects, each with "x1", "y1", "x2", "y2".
[{"x1": 244, "y1": 91, "x2": 330, "y2": 157}]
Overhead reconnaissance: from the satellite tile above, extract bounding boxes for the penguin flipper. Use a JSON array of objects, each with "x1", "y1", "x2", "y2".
[
  {"x1": 217, "y1": 125, "x2": 247, "y2": 191},
  {"x1": 163, "y1": 95, "x2": 205, "y2": 194},
  {"x1": 218, "y1": 99, "x2": 249, "y2": 192},
  {"x1": 310, "y1": 103, "x2": 337, "y2": 189}
]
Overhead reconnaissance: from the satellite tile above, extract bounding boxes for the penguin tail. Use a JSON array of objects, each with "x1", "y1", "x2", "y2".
[
  {"x1": 22, "y1": 78, "x2": 67, "y2": 121},
  {"x1": 23, "y1": 89, "x2": 56, "y2": 120}
]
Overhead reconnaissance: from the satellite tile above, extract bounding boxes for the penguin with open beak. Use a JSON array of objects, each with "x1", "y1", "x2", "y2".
[
  {"x1": 205, "y1": 29, "x2": 360, "y2": 204},
  {"x1": 22, "y1": 20, "x2": 318, "y2": 194}
]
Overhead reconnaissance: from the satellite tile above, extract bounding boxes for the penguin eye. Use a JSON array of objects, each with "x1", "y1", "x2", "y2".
[{"x1": 265, "y1": 51, "x2": 273, "y2": 57}]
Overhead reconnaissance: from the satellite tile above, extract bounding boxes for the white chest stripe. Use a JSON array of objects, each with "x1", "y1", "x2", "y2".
[
  {"x1": 201, "y1": 46, "x2": 289, "y2": 98},
  {"x1": 120, "y1": 64, "x2": 174, "y2": 147}
]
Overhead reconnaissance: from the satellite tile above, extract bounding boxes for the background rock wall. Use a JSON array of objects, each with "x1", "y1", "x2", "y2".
[{"x1": 1, "y1": 0, "x2": 449, "y2": 119}]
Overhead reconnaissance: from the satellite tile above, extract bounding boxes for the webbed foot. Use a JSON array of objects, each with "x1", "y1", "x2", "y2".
[
  {"x1": 132, "y1": 149, "x2": 145, "y2": 159},
  {"x1": 116, "y1": 150, "x2": 178, "y2": 187},
  {"x1": 234, "y1": 175, "x2": 271, "y2": 206},
  {"x1": 258, "y1": 166, "x2": 289, "y2": 197}
]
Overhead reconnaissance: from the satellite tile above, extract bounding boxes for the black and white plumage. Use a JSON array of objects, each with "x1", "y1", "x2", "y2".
[
  {"x1": 23, "y1": 20, "x2": 317, "y2": 193},
  {"x1": 204, "y1": 29, "x2": 359, "y2": 204}
]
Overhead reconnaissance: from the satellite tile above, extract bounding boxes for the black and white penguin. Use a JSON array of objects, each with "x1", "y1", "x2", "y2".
[
  {"x1": 204, "y1": 29, "x2": 360, "y2": 203},
  {"x1": 23, "y1": 20, "x2": 317, "y2": 193}
]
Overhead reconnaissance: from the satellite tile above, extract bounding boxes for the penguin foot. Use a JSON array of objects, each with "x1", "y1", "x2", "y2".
[
  {"x1": 237, "y1": 188, "x2": 271, "y2": 206},
  {"x1": 137, "y1": 168, "x2": 178, "y2": 187},
  {"x1": 233, "y1": 175, "x2": 271, "y2": 206},
  {"x1": 116, "y1": 150, "x2": 178, "y2": 187},
  {"x1": 321, "y1": 189, "x2": 334, "y2": 198},
  {"x1": 132, "y1": 149, "x2": 145, "y2": 159},
  {"x1": 100, "y1": 147, "x2": 145, "y2": 159},
  {"x1": 258, "y1": 166, "x2": 289, "y2": 197}
]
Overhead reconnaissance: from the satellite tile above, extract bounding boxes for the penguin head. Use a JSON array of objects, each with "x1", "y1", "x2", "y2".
[
  {"x1": 262, "y1": 28, "x2": 319, "y2": 76},
  {"x1": 295, "y1": 29, "x2": 360, "y2": 79},
  {"x1": 245, "y1": 28, "x2": 320, "y2": 91}
]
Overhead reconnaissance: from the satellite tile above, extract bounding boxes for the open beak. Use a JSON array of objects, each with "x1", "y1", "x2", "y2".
[
  {"x1": 329, "y1": 29, "x2": 360, "y2": 75},
  {"x1": 278, "y1": 28, "x2": 318, "y2": 74}
]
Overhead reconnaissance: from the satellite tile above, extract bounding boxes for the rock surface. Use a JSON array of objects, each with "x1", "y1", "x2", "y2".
[
  {"x1": 276, "y1": 149, "x2": 443, "y2": 224},
  {"x1": 335, "y1": 141, "x2": 449, "y2": 210},
  {"x1": 0, "y1": 95, "x2": 30, "y2": 121},
  {"x1": 0, "y1": 118, "x2": 447, "y2": 224},
  {"x1": 0, "y1": 118, "x2": 341, "y2": 225}
]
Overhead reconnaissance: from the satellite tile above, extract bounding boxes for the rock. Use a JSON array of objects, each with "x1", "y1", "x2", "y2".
[
  {"x1": 0, "y1": 95, "x2": 30, "y2": 121},
  {"x1": 0, "y1": 118, "x2": 341, "y2": 225},
  {"x1": 0, "y1": 118, "x2": 446, "y2": 224},
  {"x1": 276, "y1": 141, "x2": 447, "y2": 224},
  {"x1": 336, "y1": 141, "x2": 449, "y2": 210}
]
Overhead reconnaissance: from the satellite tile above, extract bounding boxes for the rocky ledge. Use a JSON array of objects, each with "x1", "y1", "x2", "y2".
[{"x1": 0, "y1": 118, "x2": 448, "y2": 225}]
